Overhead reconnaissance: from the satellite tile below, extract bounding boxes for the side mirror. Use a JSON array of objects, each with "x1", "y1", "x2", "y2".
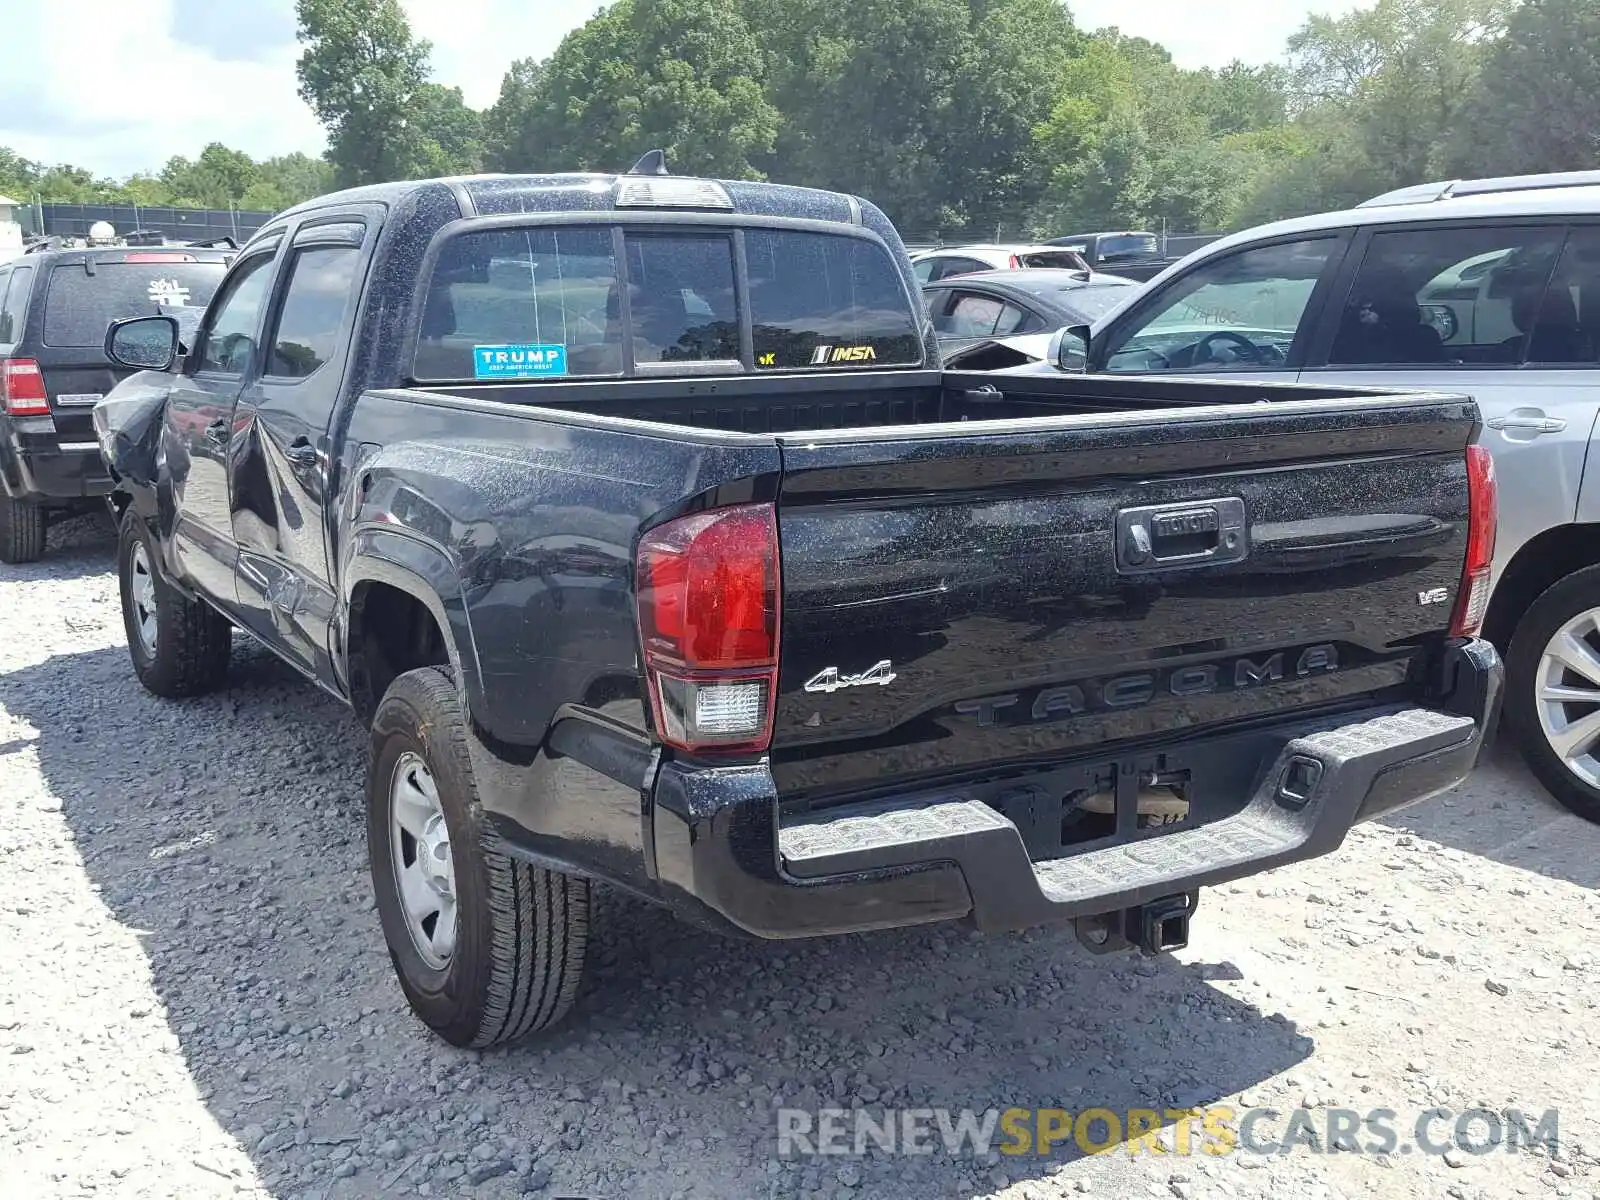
[
  {"x1": 106, "y1": 315, "x2": 180, "y2": 372},
  {"x1": 1055, "y1": 324, "x2": 1091, "y2": 373}
]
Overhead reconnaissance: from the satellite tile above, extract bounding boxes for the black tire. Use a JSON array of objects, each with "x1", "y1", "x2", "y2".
[
  {"x1": 0, "y1": 496, "x2": 46, "y2": 564},
  {"x1": 1506, "y1": 564, "x2": 1600, "y2": 824},
  {"x1": 368, "y1": 666, "x2": 590, "y2": 1047},
  {"x1": 117, "y1": 513, "x2": 232, "y2": 698}
]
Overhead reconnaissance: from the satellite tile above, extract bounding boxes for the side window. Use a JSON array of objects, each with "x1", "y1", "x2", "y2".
[
  {"x1": 1524, "y1": 226, "x2": 1600, "y2": 367},
  {"x1": 913, "y1": 258, "x2": 936, "y2": 285},
  {"x1": 1330, "y1": 224, "x2": 1567, "y2": 367},
  {"x1": 0, "y1": 266, "x2": 32, "y2": 344},
  {"x1": 935, "y1": 292, "x2": 1004, "y2": 337},
  {"x1": 265, "y1": 244, "x2": 364, "y2": 379},
  {"x1": 992, "y1": 303, "x2": 1035, "y2": 336},
  {"x1": 936, "y1": 257, "x2": 988, "y2": 280},
  {"x1": 196, "y1": 254, "x2": 277, "y2": 375},
  {"x1": 1102, "y1": 238, "x2": 1337, "y2": 372}
]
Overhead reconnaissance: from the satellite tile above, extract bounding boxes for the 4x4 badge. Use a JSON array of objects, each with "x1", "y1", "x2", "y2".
[{"x1": 803, "y1": 660, "x2": 897, "y2": 694}]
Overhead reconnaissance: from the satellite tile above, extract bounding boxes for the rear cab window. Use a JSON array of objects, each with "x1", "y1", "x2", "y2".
[
  {"x1": 411, "y1": 223, "x2": 922, "y2": 383},
  {"x1": 43, "y1": 255, "x2": 227, "y2": 348}
]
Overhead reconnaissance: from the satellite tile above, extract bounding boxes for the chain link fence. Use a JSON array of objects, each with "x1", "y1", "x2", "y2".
[{"x1": 21, "y1": 203, "x2": 275, "y2": 245}]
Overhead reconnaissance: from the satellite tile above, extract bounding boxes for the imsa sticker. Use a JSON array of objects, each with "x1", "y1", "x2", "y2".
[
  {"x1": 809, "y1": 344, "x2": 878, "y2": 365},
  {"x1": 473, "y1": 344, "x2": 568, "y2": 379}
]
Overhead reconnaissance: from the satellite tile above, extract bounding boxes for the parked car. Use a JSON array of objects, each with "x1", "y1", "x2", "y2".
[
  {"x1": 911, "y1": 243, "x2": 1090, "y2": 283},
  {"x1": 1043, "y1": 231, "x2": 1202, "y2": 282},
  {"x1": 96, "y1": 157, "x2": 1498, "y2": 1047},
  {"x1": 923, "y1": 267, "x2": 1140, "y2": 355},
  {"x1": 0, "y1": 243, "x2": 230, "y2": 562},
  {"x1": 1001, "y1": 167, "x2": 1600, "y2": 821}
]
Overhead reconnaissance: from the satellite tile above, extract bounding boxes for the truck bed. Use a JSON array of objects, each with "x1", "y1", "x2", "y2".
[{"x1": 414, "y1": 370, "x2": 1424, "y2": 435}]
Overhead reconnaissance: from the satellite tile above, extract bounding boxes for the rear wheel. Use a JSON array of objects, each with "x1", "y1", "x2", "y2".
[
  {"x1": 1506, "y1": 565, "x2": 1600, "y2": 824},
  {"x1": 368, "y1": 666, "x2": 590, "y2": 1047},
  {"x1": 0, "y1": 496, "x2": 45, "y2": 564},
  {"x1": 117, "y1": 513, "x2": 232, "y2": 697}
]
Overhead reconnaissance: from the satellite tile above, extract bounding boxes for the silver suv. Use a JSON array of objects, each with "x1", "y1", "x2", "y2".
[{"x1": 1018, "y1": 169, "x2": 1600, "y2": 823}]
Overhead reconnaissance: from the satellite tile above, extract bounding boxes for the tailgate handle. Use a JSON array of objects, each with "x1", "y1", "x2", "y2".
[{"x1": 1115, "y1": 498, "x2": 1248, "y2": 575}]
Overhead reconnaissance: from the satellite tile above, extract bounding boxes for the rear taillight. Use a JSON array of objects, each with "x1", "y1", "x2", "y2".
[
  {"x1": 1008, "y1": 254, "x2": 1022, "y2": 269},
  {"x1": 0, "y1": 358, "x2": 49, "y2": 416},
  {"x1": 636, "y1": 503, "x2": 780, "y2": 754},
  {"x1": 1450, "y1": 443, "x2": 1497, "y2": 638}
]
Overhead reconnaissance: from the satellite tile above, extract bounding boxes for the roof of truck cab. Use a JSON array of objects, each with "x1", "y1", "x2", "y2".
[{"x1": 270, "y1": 172, "x2": 880, "y2": 229}]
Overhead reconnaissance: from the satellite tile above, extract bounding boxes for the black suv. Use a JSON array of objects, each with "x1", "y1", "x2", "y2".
[{"x1": 0, "y1": 244, "x2": 231, "y2": 561}]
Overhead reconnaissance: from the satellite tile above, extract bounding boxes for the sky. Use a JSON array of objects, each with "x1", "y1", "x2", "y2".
[{"x1": 0, "y1": 0, "x2": 1369, "y2": 183}]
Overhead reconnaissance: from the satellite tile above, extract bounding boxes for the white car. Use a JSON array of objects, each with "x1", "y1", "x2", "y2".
[
  {"x1": 911, "y1": 243, "x2": 1090, "y2": 283},
  {"x1": 998, "y1": 169, "x2": 1600, "y2": 823}
]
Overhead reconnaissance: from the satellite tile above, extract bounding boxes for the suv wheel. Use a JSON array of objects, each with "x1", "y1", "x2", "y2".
[
  {"x1": 0, "y1": 496, "x2": 46, "y2": 564},
  {"x1": 1506, "y1": 564, "x2": 1600, "y2": 824},
  {"x1": 117, "y1": 513, "x2": 232, "y2": 697},
  {"x1": 368, "y1": 666, "x2": 590, "y2": 1047}
]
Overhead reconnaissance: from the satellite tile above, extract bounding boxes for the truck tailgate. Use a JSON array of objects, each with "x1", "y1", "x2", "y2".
[{"x1": 771, "y1": 391, "x2": 1479, "y2": 802}]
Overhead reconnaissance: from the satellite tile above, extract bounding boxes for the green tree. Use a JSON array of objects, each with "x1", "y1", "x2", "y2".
[
  {"x1": 162, "y1": 143, "x2": 261, "y2": 206},
  {"x1": 0, "y1": 148, "x2": 39, "y2": 199},
  {"x1": 1286, "y1": 0, "x2": 1511, "y2": 187},
  {"x1": 294, "y1": 0, "x2": 436, "y2": 185},
  {"x1": 1031, "y1": 36, "x2": 1156, "y2": 232},
  {"x1": 29, "y1": 165, "x2": 103, "y2": 204},
  {"x1": 934, "y1": 0, "x2": 1082, "y2": 235},
  {"x1": 1458, "y1": 0, "x2": 1600, "y2": 175},
  {"x1": 1197, "y1": 62, "x2": 1290, "y2": 137},
  {"x1": 247, "y1": 152, "x2": 337, "y2": 211},
  {"x1": 486, "y1": 0, "x2": 778, "y2": 178},
  {"x1": 410, "y1": 83, "x2": 485, "y2": 175},
  {"x1": 484, "y1": 58, "x2": 545, "y2": 172},
  {"x1": 752, "y1": 0, "x2": 1075, "y2": 234}
]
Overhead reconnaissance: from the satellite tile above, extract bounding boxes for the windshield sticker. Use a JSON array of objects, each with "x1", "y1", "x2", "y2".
[
  {"x1": 473, "y1": 344, "x2": 568, "y2": 379},
  {"x1": 809, "y1": 344, "x2": 878, "y2": 365},
  {"x1": 147, "y1": 278, "x2": 191, "y2": 307}
]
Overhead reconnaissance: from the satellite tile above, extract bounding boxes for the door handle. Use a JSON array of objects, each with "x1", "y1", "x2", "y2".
[
  {"x1": 1487, "y1": 415, "x2": 1566, "y2": 434},
  {"x1": 284, "y1": 439, "x2": 319, "y2": 468},
  {"x1": 204, "y1": 418, "x2": 228, "y2": 446}
]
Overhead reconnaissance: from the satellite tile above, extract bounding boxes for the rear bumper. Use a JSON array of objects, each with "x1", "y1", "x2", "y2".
[
  {"x1": 0, "y1": 432, "x2": 113, "y2": 503},
  {"x1": 648, "y1": 639, "x2": 1501, "y2": 939}
]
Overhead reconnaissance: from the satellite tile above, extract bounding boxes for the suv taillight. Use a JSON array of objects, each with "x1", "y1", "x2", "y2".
[
  {"x1": 0, "y1": 358, "x2": 49, "y2": 417},
  {"x1": 1450, "y1": 444, "x2": 1497, "y2": 638},
  {"x1": 636, "y1": 503, "x2": 780, "y2": 754}
]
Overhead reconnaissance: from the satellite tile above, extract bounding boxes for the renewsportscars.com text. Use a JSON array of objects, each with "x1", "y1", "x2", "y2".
[{"x1": 776, "y1": 1105, "x2": 1560, "y2": 1160}]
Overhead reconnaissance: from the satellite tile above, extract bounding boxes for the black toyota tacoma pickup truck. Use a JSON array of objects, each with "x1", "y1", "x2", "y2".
[{"x1": 94, "y1": 159, "x2": 1502, "y2": 1048}]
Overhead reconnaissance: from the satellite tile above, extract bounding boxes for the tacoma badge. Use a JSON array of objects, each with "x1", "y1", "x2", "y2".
[{"x1": 804, "y1": 660, "x2": 897, "y2": 694}]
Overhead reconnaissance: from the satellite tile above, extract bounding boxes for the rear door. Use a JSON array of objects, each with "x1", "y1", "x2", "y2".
[
  {"x1": 35, "y1": 251, "x2": 228, "y2": 449},
  {"x1": 769, "y1": 378, "x2": 1478, "y2": 804},
  {"x1": 230, "y1": 214, "x2": 374, "y2": 682},
  {"x1": 1299, "y1": 217, "x2": 1597, "y2": 590}
]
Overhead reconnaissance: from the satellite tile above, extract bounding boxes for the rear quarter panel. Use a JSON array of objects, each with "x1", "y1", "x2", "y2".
[{"x1": 340, "y1": 389, "x2": 780, "y2": 744}]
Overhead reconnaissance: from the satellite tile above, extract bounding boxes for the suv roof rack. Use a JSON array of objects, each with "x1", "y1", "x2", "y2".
[{"x1": 1360, "y1": 169, "x2": 1600, "y2": 208}]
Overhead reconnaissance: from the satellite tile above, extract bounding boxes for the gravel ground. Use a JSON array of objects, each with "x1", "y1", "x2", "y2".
[{"x1": 4, "y1": 514, "x2": 1600, "y2": 1200}]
